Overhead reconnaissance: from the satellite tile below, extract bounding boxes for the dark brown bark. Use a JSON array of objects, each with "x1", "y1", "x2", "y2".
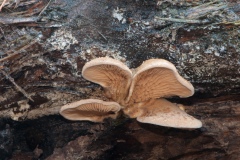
[{"x1": 0, "y1": 0, "x2": 239, "y2": 159}]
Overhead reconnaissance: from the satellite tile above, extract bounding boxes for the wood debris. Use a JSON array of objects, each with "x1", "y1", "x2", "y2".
[
  {"x1": 0, "y1": 69, "x2": 34, "y2": 101},
  {"x1": 0, "y1": 0, "x2": 7, "y2": 11},
  {"x1": 0, "y1": 16, "x2": 38, "y2": 24},
  {"x1": 0, "y1": 0, "x2": 52, "y2": 25}
]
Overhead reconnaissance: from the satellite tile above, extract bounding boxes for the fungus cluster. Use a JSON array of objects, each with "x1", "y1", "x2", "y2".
[{"x1": 60, "y1": 57, "x2": 202, "y2": 128}]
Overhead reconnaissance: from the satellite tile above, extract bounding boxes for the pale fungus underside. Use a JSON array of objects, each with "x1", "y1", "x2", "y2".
[
  {"x1": 137, "y1": 99, "x2": 202, "y2": 128},
  {"x1": 82, "y1": 58, "x2": 132, "y2": 104},
  {"x1": 60, "y1": 57, "x2": 202, "y2": 129},
  {"x1": 60, "y1": 99, "x2": 121, "y2": 122}
]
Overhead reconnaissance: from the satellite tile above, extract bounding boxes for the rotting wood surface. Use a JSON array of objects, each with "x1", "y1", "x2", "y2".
[
  {"x1": 0, "y1": 0, "x2": 240, "y2": 159},
  {"x1": 0, "y1": 100, "x2": 239, "y2": 159}
]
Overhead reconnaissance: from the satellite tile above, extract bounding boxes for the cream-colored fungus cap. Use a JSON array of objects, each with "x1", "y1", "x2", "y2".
[
  {"x1": 137, "y1": 98, "x2": 202, "y2": 128},
  {"x1": 82, "y1": 57, "x2": 132, "y2": 104},
  {"x1": 60, "y1": 99, "x2": 121, "y2": 122},
  {"x1": 127, "y1": 59, "x2": 194, "y2": 103}
]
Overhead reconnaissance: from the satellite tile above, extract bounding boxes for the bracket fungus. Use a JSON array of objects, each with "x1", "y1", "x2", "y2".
[
  {"x1": 136, "y1": 99, "x2": 202, "y2": 128},
  {"x1": 82, "y1": 57, "x2": 132, "y2": 104},
  {"x1": 60, "y1": 57, "x2": 202, "y2": 129},
  {"x1": 60, "y1": 99, "x2": 121, "y2": 122},
  {"x1": 127, "y1": 59, "x2": 194, "y2": 104}
]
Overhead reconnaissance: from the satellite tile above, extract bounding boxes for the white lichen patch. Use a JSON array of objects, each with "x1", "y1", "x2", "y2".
[
  {"x1": 18, "y1": 100, "x2": 30, "y2": 111},
  {"x1": 9, "y1": 110, "x2": 26, "y2": 121},
  {"x1": 63, "y1": 52, "x2": 78, "y2": 70},
  {"x1": 157, "y1": 0, "x2": 185, "y2": 6},
  {"x1": 8, "y1": 100, "x2": 30, "y2": 121},
  {"x1": 81, "y1": 46, "x2": 129, "y2": 66},
  {"x1": 0, "y1": 96, "x2": 7, "y2": 102},
  {"x1": 46, "y1": 28, "x2": 78, "y2": 51},
  {"x1": 204, "y1": 44, "x2": 227, "y2": 57},
  {"x1": 112, "y1": 7, "x2": 126, "y2": 23}
]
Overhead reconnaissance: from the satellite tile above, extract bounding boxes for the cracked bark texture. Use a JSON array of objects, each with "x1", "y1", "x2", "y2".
[{"x1": 0, "y1": 0, "x2": 239, "y2": 159}]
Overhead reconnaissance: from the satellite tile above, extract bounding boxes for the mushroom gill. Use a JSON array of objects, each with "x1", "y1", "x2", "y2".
[
  {"x1": 60, "y1": 99, "x2": 121, "y2": 122},
  {"x1": 127, "y1": 59, "x2": 194, "y2": 104},
  {"x1": 136, "y1": 98, "x2": 202, "y2": 128},
  {"x1": 59, "y1": 57, "x2": 202, "y2": 129},
  {"x1": 82, "y1": 57, "x2": 132, "y2": 104}
]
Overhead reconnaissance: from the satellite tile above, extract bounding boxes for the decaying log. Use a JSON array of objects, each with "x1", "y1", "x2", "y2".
[
  {"x1": 0, "y1": 100, "x2": 239, "y2": 159},
  {"x1": 0, "y1": 0, "x2": 239, "y2": 159}
]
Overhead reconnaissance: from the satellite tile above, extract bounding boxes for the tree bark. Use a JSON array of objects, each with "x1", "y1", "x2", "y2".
[{"x1": 0, "y1": 0, "x2": 239, "y2": 159}]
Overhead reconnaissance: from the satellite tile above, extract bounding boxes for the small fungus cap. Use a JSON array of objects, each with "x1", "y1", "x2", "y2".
[
  {"x1": 137, "y1": 99, "x2": 202, "y2": 128},
  {"x1": 127, "y1": 59, "x2": 194, "y2": 103},
  {"x1": 60, "y1": 99, "x2": 121, "y2": 122},
  {"x1": 82, "y1": 57, "x2": 132, "y2": 104}
]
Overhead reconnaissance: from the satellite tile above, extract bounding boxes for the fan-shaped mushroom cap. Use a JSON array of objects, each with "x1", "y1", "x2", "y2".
[
  {"x1": 137, "y1": 99, "x2": 202, "y2": 128},
  {"x1": 82, "y1": 57, "x2": 132, "y2": 104},
  {"x1": 127, "y1": 59, "x2": 194, "y2": 104},
  {"x1": 60, "y1": 99, "x2": 121, "y2": 122}
]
